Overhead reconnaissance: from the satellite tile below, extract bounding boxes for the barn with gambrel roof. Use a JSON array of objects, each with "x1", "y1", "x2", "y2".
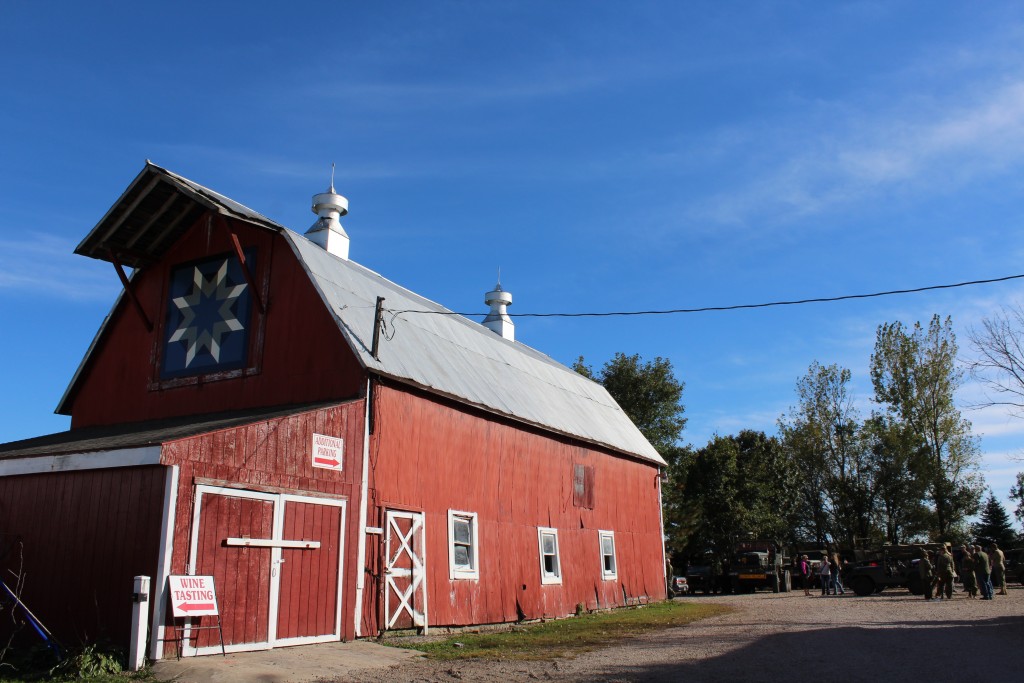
[{"x1": 0, "y1": 163, "x2": 667, "y2": 659}]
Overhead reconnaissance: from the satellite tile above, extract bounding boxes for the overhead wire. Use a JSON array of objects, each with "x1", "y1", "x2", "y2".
[{"x1": 389, "y1": 273, "x2": 1024, "y2": 319}]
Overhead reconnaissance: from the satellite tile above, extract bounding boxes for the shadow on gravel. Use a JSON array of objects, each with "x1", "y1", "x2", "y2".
[{"x1": 586, "y1": 614, "x2": 1024, "y2": 683}]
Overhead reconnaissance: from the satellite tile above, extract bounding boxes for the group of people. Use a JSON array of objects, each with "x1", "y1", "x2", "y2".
[
  {"x1": 919, "y1": 542, "x2": 1009, "y2": 600},
  {"x1": 796, "y1": 552, "x2": 845, "y2": 596}
]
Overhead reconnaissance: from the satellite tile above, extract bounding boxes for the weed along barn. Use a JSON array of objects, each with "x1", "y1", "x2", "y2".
[{"x1": 0, "y1": 163, "x2": 668, "y2": 660}]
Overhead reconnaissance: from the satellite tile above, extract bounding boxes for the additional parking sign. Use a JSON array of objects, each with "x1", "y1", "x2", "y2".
[
  {"x1": 311, "y1": 432, "x2": 344, "y2": 471},
  {"x1": 168, "y1": 575, "x2": 219, "y2": 617}
]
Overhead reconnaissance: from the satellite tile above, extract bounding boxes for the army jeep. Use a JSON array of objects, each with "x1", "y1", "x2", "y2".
[
  {"x1": 845, "y1": 543, "x2": 947, "y2": 596},
  {"x1": 727, "y1": 540, "x2": 791, "y2": 593}
]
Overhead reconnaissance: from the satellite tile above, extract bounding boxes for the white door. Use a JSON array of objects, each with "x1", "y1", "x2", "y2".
[{"x1": 383, "y1": 509, "x2": 428, "y2": 633}]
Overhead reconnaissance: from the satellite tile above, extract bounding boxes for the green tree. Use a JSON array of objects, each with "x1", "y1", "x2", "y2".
[
  {"x1": 673, "y1": 431, "x2": 799, "y2": 561},
  {"x1": 780, "y1": 362, "x2": 877, "y2": 547},
  {"x1": 870, "y1": 315, "x2": 984, "y2": 539},
  {"x1": 862, "y1": 414, "x2": 931, "y2": 543},
  {"x1": 971, "y1": 491, "x2": 1018, "y2": 547},
  {"x1": 573, "y1": 353, "x2": 686, "y2": 456}
]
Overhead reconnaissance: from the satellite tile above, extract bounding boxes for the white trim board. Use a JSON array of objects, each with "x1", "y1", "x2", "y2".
[{"x1": 0, "y1": 446, "x2": 162, "y2": 476}]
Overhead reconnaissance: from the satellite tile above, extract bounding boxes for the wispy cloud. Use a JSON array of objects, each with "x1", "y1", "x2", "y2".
[
  {"x1": 0, "y1": 232, "x2": 116, "y2": 301},
  {"x1": 688, "y1": 78, "x2": 1024, "y2": 228}
]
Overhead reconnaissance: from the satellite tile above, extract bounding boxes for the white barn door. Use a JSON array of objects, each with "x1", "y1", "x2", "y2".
[{"x1": 383, "y1": 510, "x2": 428, "y2": 633}]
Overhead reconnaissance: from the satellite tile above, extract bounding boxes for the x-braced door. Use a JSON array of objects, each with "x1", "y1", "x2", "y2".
[{"x1": 384, "y1": 510, "x2": 428, "y2": 633}]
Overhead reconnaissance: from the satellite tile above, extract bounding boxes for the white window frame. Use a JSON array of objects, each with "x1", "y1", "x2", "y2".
[
  {"x1": 447, "y1": 510, "x2": 480, "y2": 580},
  {"x1": 598, "y1": 530, "x2": 617, "y2": 580},
  {"x1": 537, "y1": 527, "x2": 562, "y2": 585}
]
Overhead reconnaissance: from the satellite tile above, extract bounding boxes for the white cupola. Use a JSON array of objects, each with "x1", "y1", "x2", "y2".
[
  {"x1": 483, "y1": 282, "x2": 514, "y2": 341},
  {"x1": 305, "y1": 166, "x2": 350, "y2": 259}
]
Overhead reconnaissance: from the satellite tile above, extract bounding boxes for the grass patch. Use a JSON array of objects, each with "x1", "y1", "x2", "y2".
[{"x1": 391, "y1": 600, "x2": 731, "y2": 661}]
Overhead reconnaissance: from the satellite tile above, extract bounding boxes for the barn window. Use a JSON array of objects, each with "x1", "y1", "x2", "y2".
[
  {"x1": 599, "y1": 530, "x2": 617, "y2": 580},
  {"x1": 573, "y1": 464, "x2": 594, "y2": 509},
  {"x1": 447, "y1": 510, "x2": 479, "y2": 580},
  {"x1": 537, "y1": 527, "x2": 562, "y2": 584}
]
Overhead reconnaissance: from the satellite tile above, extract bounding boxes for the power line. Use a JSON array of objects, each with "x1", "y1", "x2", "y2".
[{"x1": 392, "y1": 273, "x2": 1024, "y2": 318}]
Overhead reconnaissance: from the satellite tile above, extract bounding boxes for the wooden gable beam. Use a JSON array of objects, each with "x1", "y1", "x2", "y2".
[
  {"x1": 214, "y1": 215, "x2": 266, "y2": 315},
  {"x1": 108, "y1": 250, "x2": 154, "y2": 333}
]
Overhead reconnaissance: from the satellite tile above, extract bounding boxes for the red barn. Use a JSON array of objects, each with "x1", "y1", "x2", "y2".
[{"x1": 0, "y1": 163, "x2": 667, "y2": 660}]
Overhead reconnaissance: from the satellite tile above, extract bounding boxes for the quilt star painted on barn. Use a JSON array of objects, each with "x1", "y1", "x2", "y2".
[{"x1": 162, "y1": 253, "x2": 254, "y2": 378}]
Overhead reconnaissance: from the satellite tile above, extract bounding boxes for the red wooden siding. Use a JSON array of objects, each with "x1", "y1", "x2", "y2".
[
  {"x1": 64, "y1": 216, "x2": 364, "y2": 429},
  {"x1": 159, "y1": 401, "x2": 365, "y2": 651},
  {"x1": 0, "y1": 466, "x2": 167, "y2": 646},
  {"x1": 361, "y1": 383, "x2": 666, "y2": 633}
]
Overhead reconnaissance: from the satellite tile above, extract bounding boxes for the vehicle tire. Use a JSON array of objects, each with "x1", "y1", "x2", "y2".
[
  {"x1": 782, "y1": 570, "x2": 792, "y2": 592},
  {"x1": 770, "y1": 573, "x2": 780, "y2": 593},
  {"x1": 850, "y1": 576, "x2": 874, "y2": 597},
  {"x1": 906, "y1": 577, "x2": 923, "y2": 595}
]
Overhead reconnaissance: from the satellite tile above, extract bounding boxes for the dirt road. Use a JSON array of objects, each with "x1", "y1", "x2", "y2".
[{"x1": 339, "y1": 587, "x2": 1023, "y2": 682}]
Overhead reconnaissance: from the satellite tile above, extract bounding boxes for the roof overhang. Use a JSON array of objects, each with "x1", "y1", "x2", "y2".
[{"x1": 75, "y1": 161, "x2": 285, "y2": 269}]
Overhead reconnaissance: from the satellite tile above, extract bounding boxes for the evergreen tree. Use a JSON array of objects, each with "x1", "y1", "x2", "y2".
[{"x1": 971, "y1": 491, "x2": 1018, "y2": 548}]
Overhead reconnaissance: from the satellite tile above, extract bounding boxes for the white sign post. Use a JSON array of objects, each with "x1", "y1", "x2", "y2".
[
  {"x1": 129, "y1": 575, "x2": 150, "y2": 671},
  {"x1": 311, "y1": 432, "x2": 344, "y2": 471}
]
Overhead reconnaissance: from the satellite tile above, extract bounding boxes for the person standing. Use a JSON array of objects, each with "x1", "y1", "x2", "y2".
[
  {"x1": 990, "y1": 543, "x2": 1007, "y2": 596},
  {"x1": 960, "y1": 545, "x2": 978, "y2": 598},
  {"x1": 818, "y1": 554, "x2": 832, "y2": 595},
  {"x1": 918, "y1": 548, "x2": 934, "y2": 600},
  {"x1": 936, "y1": 546, "x2": 955, "y2": 600},
  {"x1": 799, "y1": 555, "x2": 812, "y2": 596},
  {"x1": 974, "y1": 545, "x2": 993, "y2": 600},
  {"x1": 830, "y1": 551, "x2": 845, "y2": 595}
]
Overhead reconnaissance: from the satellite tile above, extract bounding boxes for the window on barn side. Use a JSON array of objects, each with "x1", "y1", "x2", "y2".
[
  {"x1": 448, "y1": 510, "x2": 479, "y2": 580},
  {"x1": 537, "y1": 527, "x2": 562, "y2": 584},
  {"x1": 598, "y1": 530, "x2": 617, "y2": 580},
  {"x1": 573, "y1": 463, "x2": 594, "y2": 509}
]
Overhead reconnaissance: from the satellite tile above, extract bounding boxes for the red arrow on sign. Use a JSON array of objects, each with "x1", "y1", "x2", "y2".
[
  {"x1": 314, "y1": 456, "x2": 341, "y2": 467},
  {"x1": 177, "y1": 602, "x2": 216, "y2": 612}
]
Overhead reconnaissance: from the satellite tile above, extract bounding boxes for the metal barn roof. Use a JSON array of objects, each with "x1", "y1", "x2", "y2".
[{"x1": 285, "y1": 233, "x2": 665, "y2": 465}]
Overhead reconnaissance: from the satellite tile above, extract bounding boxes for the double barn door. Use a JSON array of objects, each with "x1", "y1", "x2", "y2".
[{"x1": 186, "y1": 485, "x2": 346, "y2": 655}]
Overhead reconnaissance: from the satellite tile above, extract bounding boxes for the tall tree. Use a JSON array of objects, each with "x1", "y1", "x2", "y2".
[
  {"x1": 573, "y1": 353, "x2": 686, "y2": 456},
  {"x1": 780, "y1": 362, "x2": 876, "y2": 547},
  {"x1": 971, "y1": 492, "x2": 1019, "y2": 548},
  {"x1": 862, "y1": 413, "x2": 931, "y2": 544},
  {"x1": 870, "y1": 315, "x2": 984, "y2": 539}
]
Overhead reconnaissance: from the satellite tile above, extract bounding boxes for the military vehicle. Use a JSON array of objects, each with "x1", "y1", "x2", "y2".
[
  {"x1": 1003, "y1": 547, "x2": 1023, "y2": 585},
  {"x1": 845, "y1": 543, "x2": 947, "y2": 596},
  {"x1": 727, "y1": 540, "x2": 791, "y2": 593}
]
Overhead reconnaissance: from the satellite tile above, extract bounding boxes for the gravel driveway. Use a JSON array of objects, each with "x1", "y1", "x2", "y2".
[{"x1": 340, "y1": 586, "x2": 1023, "y2": 682}]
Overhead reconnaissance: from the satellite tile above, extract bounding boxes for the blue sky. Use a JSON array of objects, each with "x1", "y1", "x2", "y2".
[{"x1": 2, "y1": 1, "x2": 1023, "y2": 528}]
